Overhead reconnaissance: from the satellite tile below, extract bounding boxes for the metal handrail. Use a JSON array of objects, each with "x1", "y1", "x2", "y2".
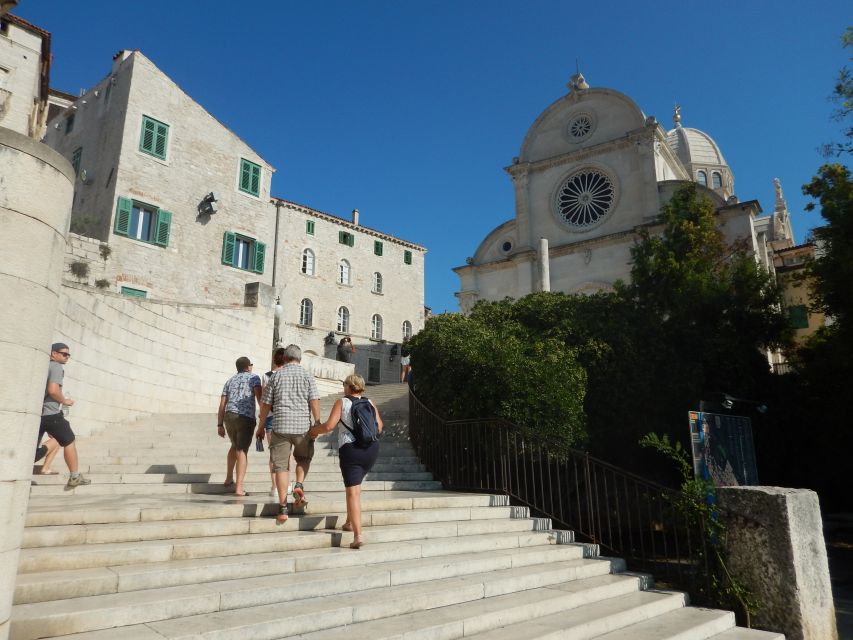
[{"x1": 408, "y1": 388, "x2": 715, "y2": 600}]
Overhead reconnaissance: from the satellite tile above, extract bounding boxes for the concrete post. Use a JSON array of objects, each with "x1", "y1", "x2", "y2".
[
  {"x1": 538, "y1": 237, "x2": 550, "y2": 292},
  {"x1": 717, "y1": 486, "x2": 837, "y2": 640},
  {"x1": 0, "y1": 128, "x2": 74, "y2": 639}
]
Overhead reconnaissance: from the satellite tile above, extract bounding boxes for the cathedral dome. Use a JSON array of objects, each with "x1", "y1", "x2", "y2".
[{"x1": 665, "y1": 126, "x2": 727, "y2": 167}]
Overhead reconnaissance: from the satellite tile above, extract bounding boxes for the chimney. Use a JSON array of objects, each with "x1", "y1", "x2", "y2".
[{"x1": 352, "y1": 209, "x2": 359, "y2": 226}]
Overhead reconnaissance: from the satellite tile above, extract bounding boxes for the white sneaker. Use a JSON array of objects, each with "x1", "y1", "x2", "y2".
[{"x1": 269, "y1": 487, "x2": 277, "y2": 497}]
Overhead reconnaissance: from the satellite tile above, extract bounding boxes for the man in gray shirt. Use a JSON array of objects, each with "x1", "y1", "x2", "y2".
[
  {"x1": 39, "y1": 342, "x2": 91, "y2": 489},
  {"x1": 257, "y1": 344, "x2": 320, "y2": 523}
]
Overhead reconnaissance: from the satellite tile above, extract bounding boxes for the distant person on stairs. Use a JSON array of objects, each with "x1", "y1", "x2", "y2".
[
  {"x1": 309, "y1": 374, "x2": 383, "y2": 549},
  {"x1": 257, "y1": 344, "x2": 321, "y2": 523},
  {"x1": 336, "y1": 336, "x2": 356, "y2": 363},
  {"x1": 217, "y1": 356, "x2": 262, "y2": 496},
  {"x1": 37, "y1": 343, "x2": 91, "y2": 489}
]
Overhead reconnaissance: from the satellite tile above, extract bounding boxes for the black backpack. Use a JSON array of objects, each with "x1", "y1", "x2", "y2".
[{"x1": 343, "y1": 395, "x2": 379, "y2": 448}]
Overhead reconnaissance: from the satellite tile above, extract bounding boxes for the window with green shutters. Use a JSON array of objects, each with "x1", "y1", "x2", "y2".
[
  {"x1": 306, "y1": 220, "x2": 315, "y2": 235},
  {"x1": 339, "y1": 231, "x2": 354, "y2": 247},
  {"x1": 222, "y1": 231, "x2": 266, "y2": 274},
  {"x1": 113, "y1": 196, "x2": 171, "y2": 247},
  {"x1": 239, "y1": 158, "x2": 261, "y2": 197},
  {"x1": 139, "y1": 116, "x2": 169, "y2": 160},
  {"x1": 374, "y1": 240, "x2": 383, "y2": 256},
  {"x1": 71, "y1": 147, "x2": 82, "y2": 176},
  {"x1": 404, "y1": 250, "x2": 412, "y2": 265},
  {"x1": 788, "y1": 305, "x2": 809, "y2": 329},
  {"x1": 120, "y1": 286, "x2": 147, "y2": 298}
]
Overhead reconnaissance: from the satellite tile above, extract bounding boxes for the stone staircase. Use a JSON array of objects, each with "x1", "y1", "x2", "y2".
[{"x1": 13, "y1": 384, "x2": 784, "y2": 639}]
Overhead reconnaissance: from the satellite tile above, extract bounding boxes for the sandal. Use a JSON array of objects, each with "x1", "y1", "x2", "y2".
[
  {"x1": 341, "y1": 522, "x2": 353, "y2": 532},
  {"x1": 292, "y1": 482, "x2": 308, "y2": 509},
  {"x1": 37, "y1": 470, "x2": 59, "y2": 475},
  {"x1": 275, "y1": 504, "x2": 289, "y2": 524},
  {"x1": 350, "y1": 537, "x2": 364, "y2": 550}
]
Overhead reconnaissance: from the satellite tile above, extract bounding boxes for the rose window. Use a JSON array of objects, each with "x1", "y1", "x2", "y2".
[
  {"x1": 555, "y1": 169, "x2": 615, "y2": 228},
  {"x1": 568, "y1": 114, "x2": 593, "y2": 140}
]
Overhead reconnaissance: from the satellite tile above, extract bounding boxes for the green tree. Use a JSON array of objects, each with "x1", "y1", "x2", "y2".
[
  {"x1": 823, "y1": 27, "x2": 852, "y2": 157},
  {"x1": 408, "y1": 310, "x2": 587, "y2": 452}
]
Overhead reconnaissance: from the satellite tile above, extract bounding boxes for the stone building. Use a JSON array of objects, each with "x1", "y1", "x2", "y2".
[
  {"x1": 455, "y1": 72, "x2": 794, "y2": 311},
  {"x1": 43, "y1": 50, "x2": 276, "y2": 304},
  {"x1": 0, "y1": 12, "x2": 50, "y2": 138},
  {"x1": 273, "y1": 200, "x2": 426, "y2": 384},
  {"x1": 42, "y1": 49, "x2": 426, "y2": 383}
]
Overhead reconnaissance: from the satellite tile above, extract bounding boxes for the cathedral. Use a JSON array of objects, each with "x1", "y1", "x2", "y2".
[{"x1": 454, "y1": 72, "x2": 794, "y2": 312}]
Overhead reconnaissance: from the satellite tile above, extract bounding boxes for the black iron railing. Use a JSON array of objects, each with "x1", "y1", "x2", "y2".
[{"x1": 409, "y1": 389, "x2": 714, "y2": 599}]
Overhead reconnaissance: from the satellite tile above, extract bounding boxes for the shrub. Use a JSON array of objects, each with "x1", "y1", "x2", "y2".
[{"x1": 69, "y1": 260, "x2": 89, "y2": 280}]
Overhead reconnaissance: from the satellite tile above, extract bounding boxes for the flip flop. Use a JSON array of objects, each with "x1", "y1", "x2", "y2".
[
  {"x1": 37, "y1": 470, "x2": 59, "y2": 475},
  {"x1": 234, "y1": 491, "x2": 248, "y2": 497}
]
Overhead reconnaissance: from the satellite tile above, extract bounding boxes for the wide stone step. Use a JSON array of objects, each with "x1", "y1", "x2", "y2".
[
  {"x1": 51, "y1": 454, "x2": 422, "y2": 466},
  {"x1": 61, "y1": 461, "x2": 426, "y2": 474},
  {"x1": 30, "y1": 471, "x2": 434, "y2": 485},
  {"x1": 15, "y1": 536, "x2": 581, "y2": 604},
  {"x1": 16, "y1": 561, "x2": 629, "y2": 640},
  {"x1": 24, "y1": 491, "x2": 506, "y2": 527},
  {"x1": 22, "y1": 505, "x2": 527, "y2": 549},
  {"x1": 590, "y1": 605, "x2": 737, "y2": 639},
  {"x1": 30, "y1": 479, "x2": 443, "y2": 496},
  {"x1": 18, "y1": 516, "x2": 551, "y2": 573}
]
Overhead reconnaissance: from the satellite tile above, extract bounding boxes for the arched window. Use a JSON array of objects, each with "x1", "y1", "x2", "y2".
[
  {"x1": 372, "y1": 272, "x2": 383, "y2": 294},
  {"x1": 339, "y1": 259, "x2": 351, "y2": 285},
  {"x1": 337, "y1": 306, "x2": 350, "y2": 333},
  {"x1": 371, "y1": 314, "x2": 383, "y2": 340},
  {"x1": 402, "y1": 320, "x2": 412, "y2": 340},
  {"x1": 712, "y1": 172, "x2": 722, "y2": 189},
  {"x1": 299, "y1": 298, "x2": 313, "y2": 326},
  {"x1": 696, "y1": 170, "x2": 707, "y2": 186},
  {"x1": 301, "y1": 248, "x2": 315, "y2": 275}
]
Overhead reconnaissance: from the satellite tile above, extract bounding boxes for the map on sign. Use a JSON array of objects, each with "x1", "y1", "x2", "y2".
[{"x1": 688, "y1": 411, "x2": 759, "y2": 487}]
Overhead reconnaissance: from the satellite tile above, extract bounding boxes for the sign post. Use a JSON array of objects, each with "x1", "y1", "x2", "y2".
[{"x1": 689, "y1": 411, "x2": 759, "y2": 487}]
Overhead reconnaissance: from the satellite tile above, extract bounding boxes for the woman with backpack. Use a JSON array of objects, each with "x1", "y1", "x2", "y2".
[{"x1": 308, "y1": 373, "x2": 383, "y2": 549}]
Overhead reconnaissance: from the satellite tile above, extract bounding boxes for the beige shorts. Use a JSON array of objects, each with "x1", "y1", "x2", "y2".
[{"x1": 269, "y1": 431, "x2": 314, "y2": 472}]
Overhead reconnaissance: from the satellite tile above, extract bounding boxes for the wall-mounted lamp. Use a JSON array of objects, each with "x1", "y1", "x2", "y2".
[{"x1": 197, "y1": 192, "x2": 219, "y2": 216}]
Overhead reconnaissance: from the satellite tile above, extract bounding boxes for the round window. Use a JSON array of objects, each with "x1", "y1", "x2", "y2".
[
  {"x1": 555, "y1": 168, "x2": 615, "y2": 229},
  {"x1": 501, "y1": 241, "x2": 512, "y2": 252},
  {"x1": 567, "y1": 112, "x2": 595, "y2": 142}
]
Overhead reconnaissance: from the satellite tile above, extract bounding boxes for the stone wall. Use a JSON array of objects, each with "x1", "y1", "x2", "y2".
[
  {"x1": 0, "y1": 127, "x2": 74, "y2": 640},
  {"x1": 53, "y1": 283, "x2": 276, "y2": 435},
  {"x1": 718, "y1": 486, "x2": 837, "y2": 640}
]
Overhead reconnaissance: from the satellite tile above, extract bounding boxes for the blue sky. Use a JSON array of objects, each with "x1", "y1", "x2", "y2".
[{"x1": 17, "y1": 1, "x2": 851, "y2": 313}]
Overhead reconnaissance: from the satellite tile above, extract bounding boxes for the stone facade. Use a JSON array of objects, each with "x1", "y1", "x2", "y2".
[
  {"x1": 273, "y1": 201, "x2": 426, "y2": 385},
  {"x1": 455, "y1": 74, "x2": 793, "y2": 312},
  {"x1": 0, "y1": 14, "x2": 49, "y2": 138},
  {"x1": 43, "y1": 51, "x2": 276, "y2": 304}
]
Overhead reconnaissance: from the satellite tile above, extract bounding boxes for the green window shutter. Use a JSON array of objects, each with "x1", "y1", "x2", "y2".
[
  {"x1": 306, "y1": 220, "x2": 315, "y2": 235},
  {"x1": 114, "y1": 197, "x2": 132, "y2": 235},
  {"x1": 222, "y1": 231, "x2": 236, "y2": 265},
  {"x1": 140, "y1": 116, "x2": 168, "y2": 159},
  {"x1": 339, "y1": 231, "x2": 345, "y2": 244},
  {"x1": 239, "y1": 159, "x2": 261, "y2": 196},
  {"x1": 120, "y1": 286, "x2": 147, "y2": 298},
  {"x1": 252, "y1": 241, "x2": 266, "y2": 274},
  {"x1": 404, "y1": 250, "x2": 412, "y2": 265},
  {"x1": 154, "y1": 209, "x2": 172, "y2": 247},
  {"x1": 71, "y1": 147, "x2": 82, "y2": 176},
  {"x1": 154, "y1": 121, "x2": 168, "y2": 159},
  {"x1": 788, "y1": 305, "x2": 809, "y2": 329},
  {"x1": 374, "y1": 240, "x2": 383, "y2": 256},
  {"x1": 348, "y1": 233, "x2": 354, "y2": 247}
]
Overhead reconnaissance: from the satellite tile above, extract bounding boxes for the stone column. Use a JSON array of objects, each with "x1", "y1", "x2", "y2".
[
  {"x1": 717, "y1": 486, "x2": 837, "y2": 640},
  {"x1": 538, "y1": 238, "x2": 551, "y2": 292},
  {"x1": 0, "y1": 128, "x2": 74, "y2": 639}
]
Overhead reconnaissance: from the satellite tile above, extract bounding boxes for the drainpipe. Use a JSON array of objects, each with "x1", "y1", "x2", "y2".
[{"x1": 272, "y1": 199, "x2": 282, "y2": 288}]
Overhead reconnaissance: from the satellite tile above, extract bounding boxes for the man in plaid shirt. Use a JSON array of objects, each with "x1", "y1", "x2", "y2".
[{"x1": 257, "y1": 344, "x2": 321, "y2": 523}]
